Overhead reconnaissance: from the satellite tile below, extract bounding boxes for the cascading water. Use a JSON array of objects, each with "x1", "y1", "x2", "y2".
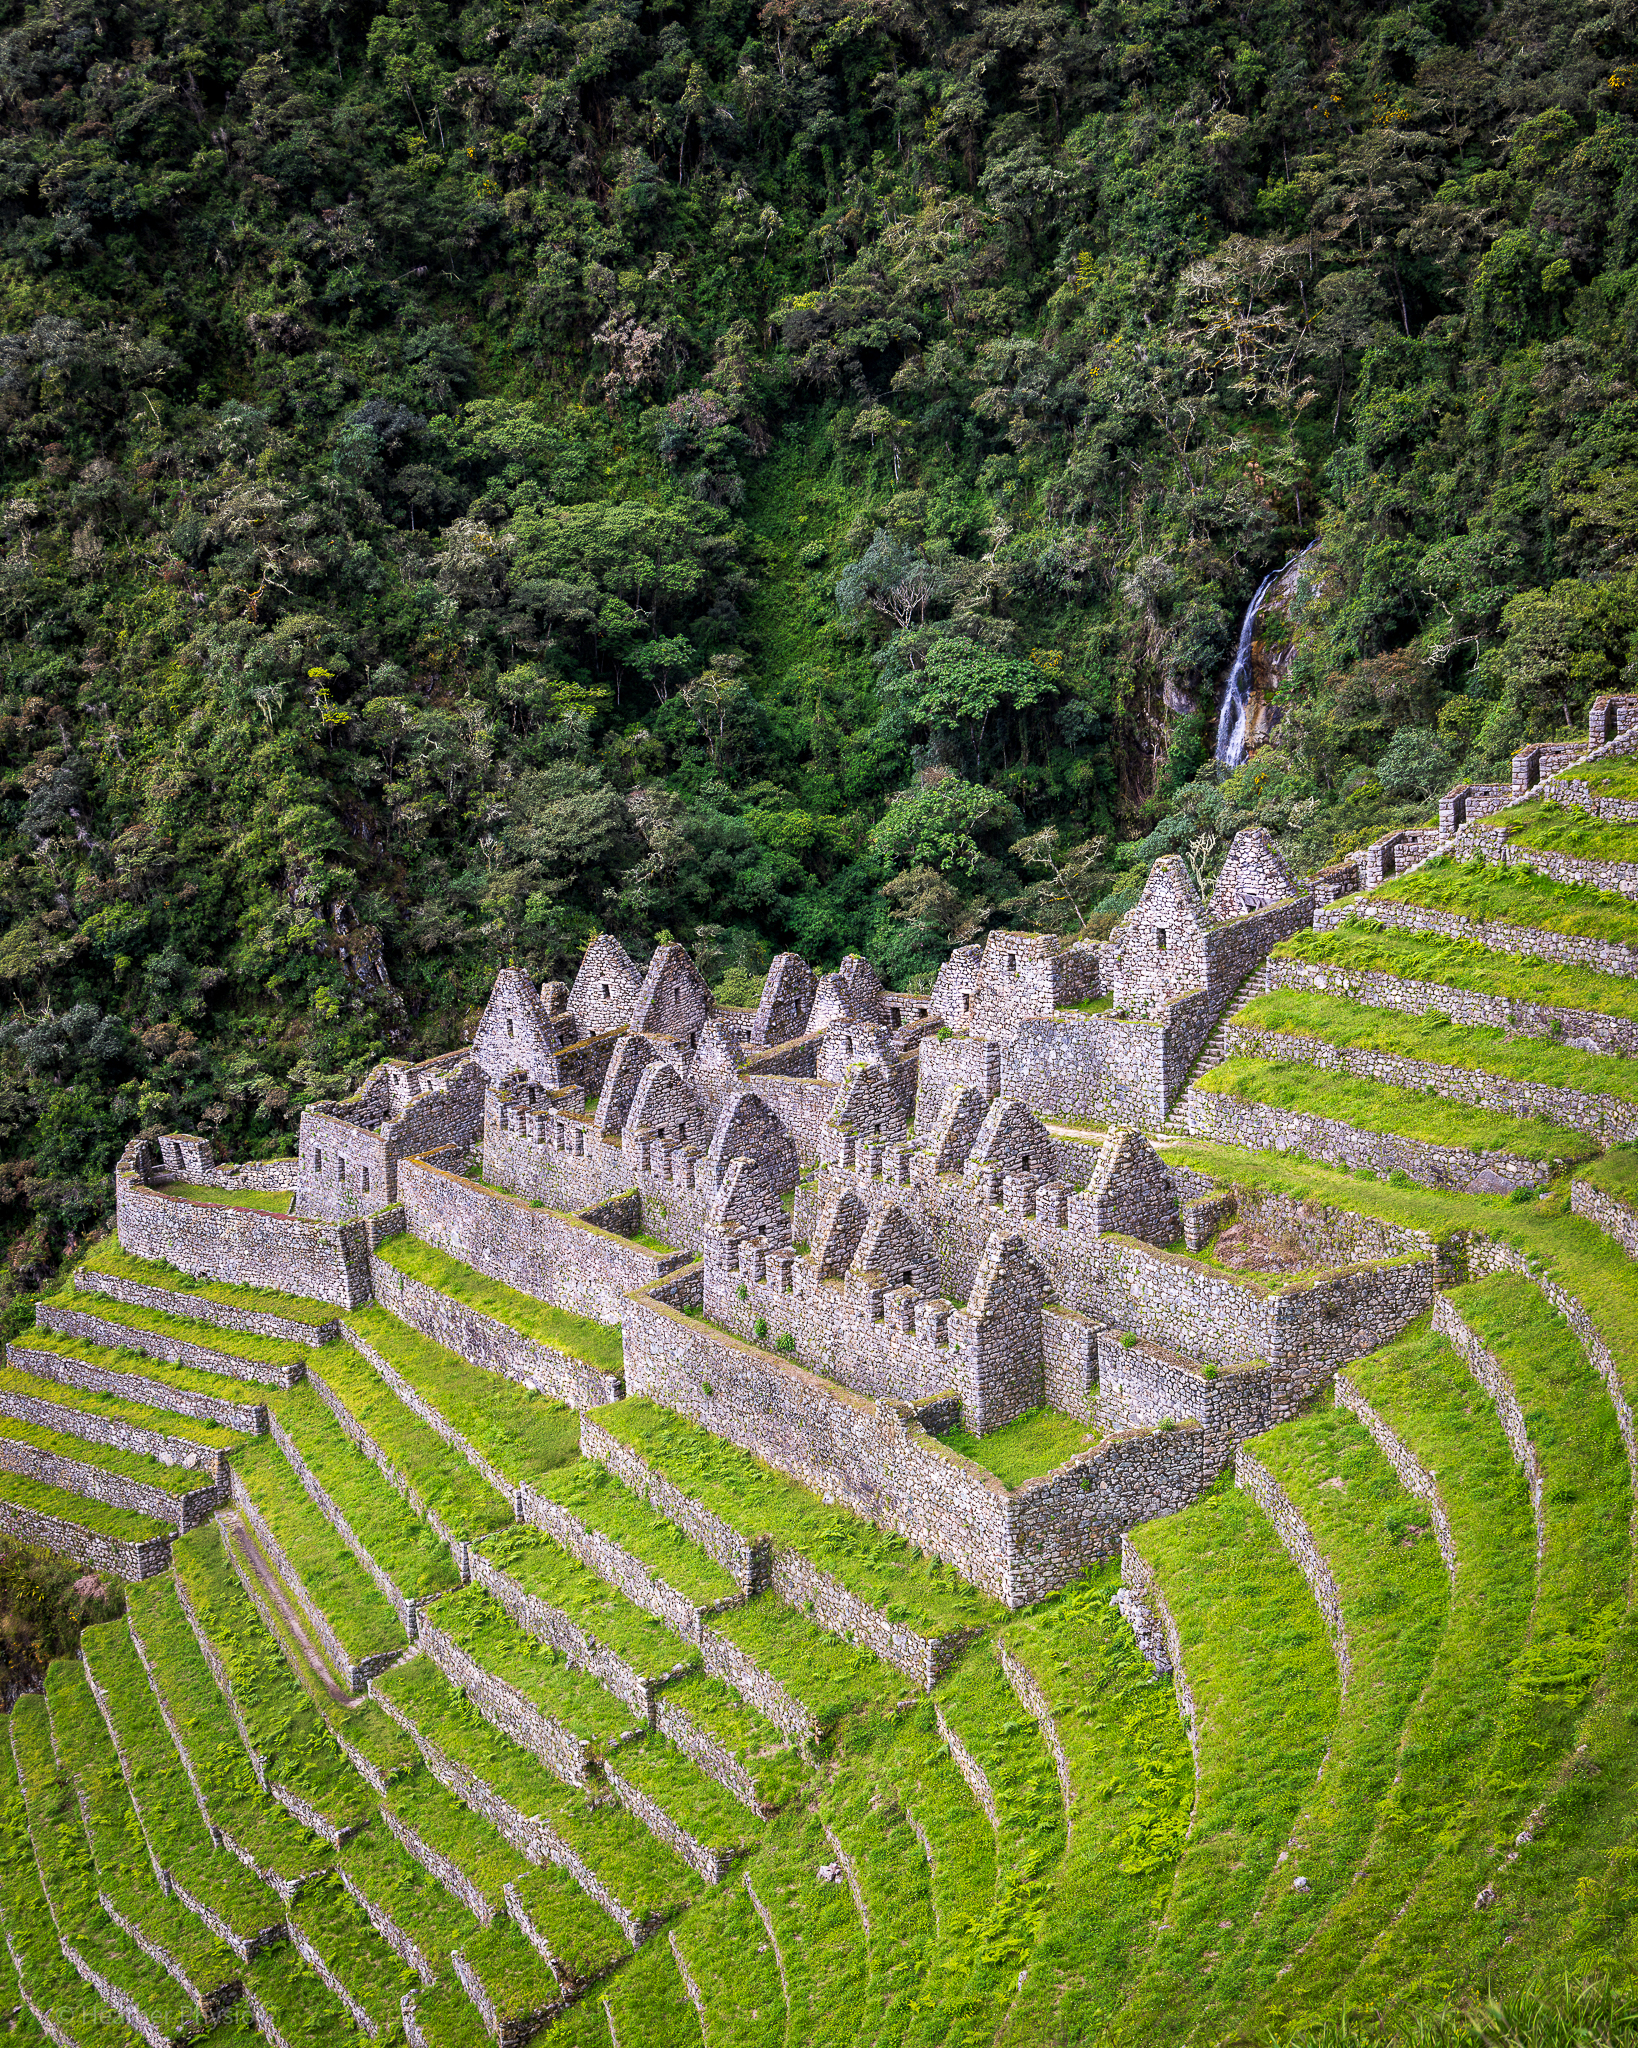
[{"x1": 1214, "y1": 546, "x2": 1312, "y2": 770}]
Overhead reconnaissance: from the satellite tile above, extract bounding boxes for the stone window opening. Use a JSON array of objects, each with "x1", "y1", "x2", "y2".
[
  {"x1": 890, "y1": 1007, "x2": 901, "y2": 1028},
  {"x1": 601, "y1": 982, "x2": 610, "y2": 1001},
  {"x1": 507, "y1": 1015, "x2": 514, "y2": 1037},
  {"x1": 1021, "y1": 1153, "x2": 1031, "y2": 1172},
  {"x1": 679, "y1": 1119, "x2": 688, "y2": 1139},
  {"x1": 845, "y1": 1035, "x2": 854, "y2": 1055},
  {"x1": 962, "y1": 992, "x2": 972, "y2": 1013},
  {"x1": 689, "y1": 1031, "x2": 697, "y2": 1050},
  {"x1": 901, "y1": 1268, "x2": 913, "y2": 1287},
  {"x1": 1155, "y1": 928, "x2": 1167, "y2": 952},
  {"x1": 337, "y1": 1157, "x2": 346, "y2": 1180},
  {"x1": 873, "y1": 1119, "x2": 882, "y2": 1134},
  {"x1": 1007, "y1": 952, "x2": 1016, "y2": 973},
  {"x1": 315, "y1": 1149, "x2": 323, "y2": 1172},
  {"x1": 362, "y1": 1167, "x2": 371, "y2": 1193}
]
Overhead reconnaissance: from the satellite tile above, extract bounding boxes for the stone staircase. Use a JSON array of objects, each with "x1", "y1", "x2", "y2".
[{"x1": 1156, "y1": 960, "x2": 1273, "y2": 1137}]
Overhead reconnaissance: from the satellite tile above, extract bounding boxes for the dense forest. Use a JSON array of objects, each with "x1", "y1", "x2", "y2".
[{"x1": 0, "y1": 0, "x2": 1634, "y2": 1290}]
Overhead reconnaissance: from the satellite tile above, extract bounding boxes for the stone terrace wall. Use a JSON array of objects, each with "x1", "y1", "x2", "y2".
[
  {"x1": 1234, "y1": 1441, "x2": 1351, "y2": 1691},
  {"x1": 1117, "y1": 1534, "x2": 1198, "y2": 1758},
  {"x1": 621, "y1": 1268, "x2": 1226, "y2": 1607},
  {"x1": 1572, "y1": 1175, "x2": 1638, "y2": 1262},
  {"x1": 0, "y1": 1496, "x2": 172, "y2": 1581},
  {"x1": 1333, "y1": 1371, "x2": 1456, "y2": 1575},
  {"x1": 9, "y1": 1338, "x2": 268, "y2": 1435},
  {"x1": 1313, "y1": 893, "x2": 1638, "y2": 981},
  {"x1": 1221, "y1": 1019, "x2": 1638, "y2": 1144},
  {"x1": 72, "y1": 1264, "x2": 340, "y2": 1346},
  {"x1": 1540, "y1": 776, "x2": 1638, "y2": 824},
  {"x1": 116, "y1": 1142, "x2": 372, "y2": 1308},
  {"x1": 368, "y1": 1252, "x2": 622, "y2": 1409},
  {"x1": 1183, "y1": 1083, "x2": 1561, "y2": 1193},
  {"x1": 1453, "y1": 819, "x2": 1638, "y2": 897},
  {"x1": 1429, "y1": 1291, "x2": 1546, "y2": 1558},
  {"x1": 38, "y1": 1298, "x2": 308, "y2": 1389},
  {"x1": 0, "y1": 1433, "x2": 223, "y2": 1532},
  {"x1": 396, "y1": 1150, "x2": 684, "y2": 1326},
  {"x1": 1265, "y1": 953, "x2": 1638, "y2": 1057},
  {"x1": 1095, "y1": 1330, "x2": 1270, "y2": 1437}
]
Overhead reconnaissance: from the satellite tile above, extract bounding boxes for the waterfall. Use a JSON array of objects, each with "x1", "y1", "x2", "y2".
[{"x1": 1214, "y1": 546, "x2": 1311, "y2": 771}]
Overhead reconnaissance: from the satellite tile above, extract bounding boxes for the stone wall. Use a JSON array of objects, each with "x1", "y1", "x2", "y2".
[
  {"x1": 1265, "y1": 951, "x2": 1638, "y2": 1057},
  {"x1": 0, "y1": 1364, "x2": 232, "y2": 1482},
  {"x1": 1571, "y1": 1175, "x2": 1638, "y2": 1263},
  {"x1": 368, "y1": 1252, "x2": 623, "y2": 1410},
  {"x1": 396, "y1": 1150, "x2": 684, "y2": 1326},
  {"x1": 1220, "y1": 1018, "x2": 1638, "y2": 1145},
  {"x1": 1312, "y1": 891, "x2": 1638, "y2": 982},
  {"x1": 1117, "y1": 1534, "x2": 1198, "y2": 1760},
  {"x1": 72, "y1": 1263, "x2": 340, "y2": 1347},
  {"x1": 1233, "y1": 1441, "x2": 1351, "y2": 1691},
  {"x1": 1095, "y1": 1330, "x2": 1272, "y2": 1438},
  {"x1": 116, "y1": 1140, "x2": 372, "y2": 1308},
  {"x1": 38, "y1": 1298, "x2": 307, "y2": 1390},
  {"x1": 0, "y1": 1494, "x2": 172, "y2": 1581},
  {"x1": 9, "y1": 1337, "x2": 269, "y2": 1434},
  {"x1": 419, "y1": 1616, "x2": 601, "y2": 1785},
  {"x1": 295, "y1": 1059, "x2": 485, "y2": 1223},
  {"x1": 1183, "y1": 1085, "x2": 1562, "y2": 1194},
  {"x1": 621, "y1": 1268, "x2": 1229, "y2": 1607},
  {"x1": 0, "y1": 1432, "x2": 223, "y2": 1532},
  {"x1": 1452, "y1": 818, "x2": 1638, "y2": 897},
  {"x1": 1333, "y1": 1372, "x2": 1456, "y2": 1575},
  {"x1": 1429, "y1": 1292, "x2": 1546, "y2": 1560}
]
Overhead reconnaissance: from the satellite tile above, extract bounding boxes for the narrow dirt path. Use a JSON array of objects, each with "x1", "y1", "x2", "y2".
[{"x1": 220, "y1": 1510, "x2": 354, "y2": 1703}]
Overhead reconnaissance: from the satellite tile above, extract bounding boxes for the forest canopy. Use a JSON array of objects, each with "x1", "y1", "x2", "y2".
[{"x1": 1, "y1": 0, "x2": 1635, "y2": 1286}]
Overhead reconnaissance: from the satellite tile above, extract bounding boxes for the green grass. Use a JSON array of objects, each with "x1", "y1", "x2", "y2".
[
  {"x1": 0, "y1": 1467, "x2": 172, "y2": 1544},
  {"x1": 1234, "y1": 986, "x2": 1638, "y2": 1106},
  {"x1": 8, "y1": 1325, "x2": 270, "y2": 1415},
  {"x1": 1183, "y1": 1402, "x2": 1450, "y2": 2038},
  {"x1": 1483, "y1": 798, "x2": 1638, "y2": 862},
  {"x1": 0, "y1": 1411, "x2": 214, "y2": 1499},
  {"x1": 243, "y1": 1942, "x2": 360, "y2": 2046},
  {"x1": 589, "y1": 1398, "x2": 1003, "y2": 1635},
  {"x1": 630, "y1": 1230, "x2": 677, "y2": 1252},
  {"x1": 938, "y1": 1404, "x2": 1097, "y2": 1488},
  {"x1": 82, "y1": 1237, "x2": 338, "y2": 1324},
  {"x1": 338, "y1": 1815, "x2": 480, "y2": 1979},
  {"x1": 1196, "y1": 1058, "x2": 1596, "y2": 1163},
  {"x1": 9, "y1": 1690, "x2": 201, "y2": 2041},
  {"x1": 744, "y1": 1811, "x2": 870, "y2": 2048},
  {"x1": 345, "y1": 1303, "x2": 581, "y2": 1489},
  {"x1": 78, "y1": 1618, "x2": 284, "y2": 1945},
  {"x1": 373, "y1": 1232, "x2": 624, "y2": 1373},
  {"x1": 1113, "y1": 1475, "x2": 1339, "y2": 2042},
  {"x1": 381, "y1": 1765, "x2": 529, "y2": 1915},
  {"x1": 658, "y1": 1669, "x2": 808, "y2": 1813},
  {"x1": 1555, "y1": 754, "x2": 1638, "y2": 798},
  {"x1": 269, "y1": 1380, "x2": 461, "y2": 1600},
  {"x1": 707, "y1": 1594, "x2": 904, "y2": 1735},
  {"x1": 995, "y1": 1569, "x2": 1194, "y2": 2047},
  {"x1": 1261, "y1": 1321, "x2": 1537, "y2": 2030},
  {"x1": 610, "y1": 1732, "x2": 764, "y2": 1855},
  {"x1": 533, "y1": 1458, "x2": 741, "y2": 1608},
  {"x1": 601, "y1": 1929, "x2": 705, "y2": 2048},
  {"x1": 290, "y1": 1870, "x2": 418, "y2": 2029},
  {"x1": 231, "y1": 1435, "x2": 405, "y2": 1667},
  {"x1": 1577, "y1": 1142, "x2": 1638, "y2": 1204},
  {"x1": 163, "y1": 1181, "x2": 294, "y2": 1213},
  {"x1": 306, "y1": 1337, "x2": 514, "y2": 1542},
  {"x1": 476, "y1": 1522, "x2": 702, "y2": 1681},
  {"x1": 501, "y1": 1859, "x2": 627, "y2": 1987},
  {"x1": 403, "y1": 1976, "x2": 492, "y2": 2048},
  {"x1": 0, "y1": 1358, "x2": 244, "y2": 1452},
  {"x1": 172, "y1": 1521, "x2": 375, "y2": 1837},
  {"x1": 448, "y1": 1917, "x2": 563, "y2": 2030},
  {"x1": 424, "y1": 1579, "x2": 647, "y2": 1748},
  {"x1": 45, "y1": 1657, "x2": 239, "y2": 1997},
  {"x1": 374, "y1": 1655, "x2": 695, "y2": 1924},
  {"x1": 1278, "y1": 919, "x2": 1638, "y2": 1020},
  {"x1": 1371, "y1": 854, "x2": 1638, "y2": 942},
  {"x1": 667, "y1": 1873, "x2": 788, "y2": 2047},
  {"x1": 48, "y1": 1286, "x2": 318, "y2": 1376}
]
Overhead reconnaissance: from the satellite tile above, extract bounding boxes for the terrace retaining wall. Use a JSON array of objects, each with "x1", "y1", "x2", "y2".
[
  {"x1": 1430, "y1": 1291, "x2": 1547, "y2": 1560},
  {"x1": 1571, "y1": 1176, "x2": 1638, "y2": 1263},
  {"x1": 1313, "y1": 892, "x2": 1638, "y2": 980},
  {"x1": 1234, "y1": 1442, "x2": 1352, "y2": 1693},
  {"x1": 1333, "y1": 1373, "x2": 1457, "y2": 1576},
  {"x1": 73, "y1": 1264, "x2": 341, "y2": 1346},
  {"x1": 8, "y1": 1339, "x2": 268, "y2": 1434},
  {"x1": 0, "y1": 1495, "x2": 172, "y2": 1581}
]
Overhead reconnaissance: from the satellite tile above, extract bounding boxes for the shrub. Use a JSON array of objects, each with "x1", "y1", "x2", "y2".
[
  {"x1": 736, "y1": 1283, "x2": 748, "y2": 1301},
  {"x1": 1121, "y1": 1331, "x2": 1138, "y2": 1349},
  {"x1": 775, "y1": 1332, "x2": 796, "y2": 1354},
  {"x1": 753, "y1": 1315, "x2": 768, "y2": 1339}
]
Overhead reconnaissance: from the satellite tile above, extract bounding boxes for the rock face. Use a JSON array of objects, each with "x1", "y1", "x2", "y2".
[{"x1": 1241, "y1": 546, "x2": 1323, "y2": 756}]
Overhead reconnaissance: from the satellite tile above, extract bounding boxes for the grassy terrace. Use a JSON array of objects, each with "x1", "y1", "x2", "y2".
[
  {"x1": 660, "y1": 1669, "x2": 807, "y2": 1812},
  {"x1": 1232, "y1": 985, "x2": 1638, "y2": 1105},
  {"x1": 1188, "y1": 1403, "x2": 1449, "y2": 2036},
  {"x1": 1268, "y1": 1321, "x2": 1536, "y2": 2028},
  {"x1": 602, "y1": 1932, "x2": 704, "y2": 2048},
  {"x1": 0, "y1": 1467, "x2": 172, "y2": 1544},
  {"x1": 814, "y1": 1727, "x2": 936, "y2": 2043},
  {"x1": 707, "y1": 1594, "x2": 904, "y2": 1734},
  {"x1": 612, "y1": 1732, "x2": 764, "y2": 1855},
  {"x1": 1115, "y1": 1476, "x2": 1337, "y2": 2040},
  {"x1": 290, "y1": 1871, "x2": 417, "y2": 2030},
  {"x1": 590, "y1": 1398, "x2": 1003, "y2": 1635},
  {"x1": 337, "y1": 1824, "x2": 477, "y2": 1974},
  {"x1": 11, "y1": 1690, "x2": 200, "y2": 2040},
  {"x1": 669, "y1": 1878, "x2": 787, "y2": 2046},
  {"x1": 47, "y1": 1287, "x2": 318, "y2": 1378},
  {"x1": 270, "y1": 1381, "x2": 461, "y2": 1601},
  {"x1": 232, "y1": 1436, "x2": 405, "y2": 1665},
  {"x1": 345, "y1": 1304, "x2": 580, "y2": 1489},
  {"x1": 423, "y1": 1580, "x2": 646, "y2": 1749},
  {"x1": 939, "y1": 1404, "x2": 1096, "y2": 1488},
  {"x1": 476, "y1": 1523, "x2": 701, "y2": 1681},
  {"x1": 1196, "y1": 1057, "x2": 1598, "y2": 1163},
  {"x1": 382, "y1": 1765, "x2": 528, "y2": 1913},
  {"x1": 308, "y1": 1337, "x2": 513, "y2": 1541},
  {"x1": 46, "y1": 1657, "x2": 239, "y2": 1997},
  {"x1": 0, "y1": 1411, "x2": 212, "y2": 1499},
  {"x1": 243, "y1": 1942, "x2": 359, "y2": 2046},
  {"x1": 374, "y1": 1234, "x2": 623, "y2": 1374},
  {"x1": 1481, "y1": 798, "x2": 1638, "y2": 861},
  {"x1": 1578, "y1": 1140, "x2": 1638, "y2": 1205},
  {"x1": 78, "y1": 1619, "x2": 282, "y2": 1944},
  {"x1": 744, "y1": 1811, "x2": 869, "y2": 2048},
  {"x1": 374, "y1": 1655, "x2": 696, "y2": 1924},
  {"x1": 532, "y1": 1459, "x2": 740, "y2": 1608},
  {"x1": 163, "y1": 1182, "x2": 294, "y2": 1213},
  {"x1": 1370, "y1": 853, "x2": 1638, "y2": 942},
  {"x1": 447, "y1": 1918, "x2": 562, "y2": 2033},
  {"x1": 9, "y1": 1324, "x2": 271, "y2": 1414},
  {"x1": 1279, "y1": 918, "x2": 1638, "y2": 1019},
  {"x1": 79, "y1": 1238, "x2": 338, "y2": 1324},
  {"x1": 1554, "y1": 754, "x2": 1638, "y2": 798},
  {"x1": 173, "y1": 1522, "x2": 375, "y2": 1837},
  {"x1": 501, "y1": 1859, "x2": 627, "y2": 1986},
  {"x1": 992, "y1": 1570, "x2": 1193, "y2": 2047},
  {"x1": 0, "y1": 1357, "x2": 245, "y2": 1452}
]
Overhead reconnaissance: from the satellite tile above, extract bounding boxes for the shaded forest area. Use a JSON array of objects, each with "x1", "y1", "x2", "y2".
[{"x1": 0, "y1": 0, "x2": 1635, "y2": 1289}]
